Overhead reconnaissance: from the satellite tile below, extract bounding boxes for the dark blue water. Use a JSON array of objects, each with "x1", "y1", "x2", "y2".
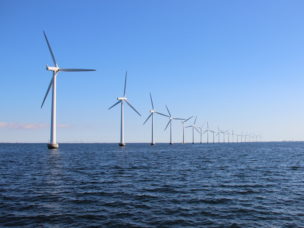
[{"x1": 0, "y1": 143, "x2": 304, "y2": 227}]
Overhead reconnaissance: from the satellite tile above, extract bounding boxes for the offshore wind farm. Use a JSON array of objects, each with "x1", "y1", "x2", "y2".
[
  {"x1": 2, "y1": 0, "x2": 304, "y2": 227},
  {"x1": 41, "y1": 31, "x2": 259, "y2": 147}
]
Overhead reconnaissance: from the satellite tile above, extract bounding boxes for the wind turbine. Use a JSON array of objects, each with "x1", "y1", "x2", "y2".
[
  {"x1": 226, "y1": 130, "x2": 230, "y2": 143},
  {"x1": 164, "y1": 106, "x2": 184, "y2": 144},
  {"x1": 231, "y1": 130, "x2": 235, "y2": 143},
  {"x1": 209, "y1": 130, "x2": 215, "y2": 144},
  {"x1": 143, "y1": 93, "x2": 167, "y2": 145},
  {"x1": 203, "y1": 122, "x2": 210, "y2": 144},
  {"x1": 221, "y1": 130, "x2": 226, "y2": 143},
  {"x1": 236, "y1": 134, "x2": 240, "y2": 143},
  {"x1": 41, "y1": 31, "x2": 96, "y2": 149},
  {"x1": 216, "y1": 128, "x2": 221, "y2": 143},
  {"x1": 186, "y1": 117, "x2": 199, "y2": 144},
  {"x1": 198, "y1": 123, "x2": 206, "y2": 144},
  {"x1": 181, "y1": 116, "x2": 193, "y2": 144},
  {"x1": 109, "y1": 72, "x2": 141, "y2": 146}
]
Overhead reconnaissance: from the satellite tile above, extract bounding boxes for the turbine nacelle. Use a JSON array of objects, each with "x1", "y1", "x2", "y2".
[
  {"x1": 150, "y1": 109, "x2": 155, "y2": 113},
  {"x1": 117, "y1": 97, "x2": 127, "y2": 101},
  {"x1": 46, "y1": 65, "x2": 59, "y2": 72}
]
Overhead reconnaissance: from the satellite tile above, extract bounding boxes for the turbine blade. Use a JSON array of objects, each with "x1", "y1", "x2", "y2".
[
  {"x1": 59, "y1": 68, "x2": 96, "y2": 72},
  {"x1": 165, "y1": 105, "x2": 171, "y2": 116},
  {"x1": 123, "y1": 71, "x2": 127, "y2": 96},
  {"x1": 194, "y1": 116, "x2": 197, "y2": 125},
  {"x1": 149, "y1": 93, "x2": 154, "y2": 109},
  {"x1": 155, "y1": 112, "x2": 169, "y2": 117},
  {"x1": 125, "y1": 100, "x2": 141, "y2": 116},
  {"x1": 173, "y1": 118, "x2": 184, "y2": 121},
  {"x1": 143, "y1": 113, "x2": 152, "y2": 125},
  {"x1": 183, "y1": 116, "x2": 193, "y2": 123},
  {"x1": 43, "y1": 31, "x2": 57, "y2": 66},
  {"x1": 195, "y1": 127, "x2": 200, "y2": 134},
  {"x1": 108, "y1": 100, "x2": 121, "y2": 110},
  {"x1": 41, "y1": 77, "x2": 54, "y2": 108},
  {"x1": 164, "y1": 119, "x2": 171, "y2": 131}
]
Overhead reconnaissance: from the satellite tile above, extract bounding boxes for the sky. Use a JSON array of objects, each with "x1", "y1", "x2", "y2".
[{"x1": 1, "y1": 0, "x2": 304, "y2": 143}]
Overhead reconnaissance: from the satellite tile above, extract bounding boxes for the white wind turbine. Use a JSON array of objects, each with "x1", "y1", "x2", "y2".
[
  {"x1": 181, "y1": 116, "x2": 193, "y2": 144},
  {"x1": 224, "y1": 130, "x2": 230, "y2": 143},
  {"x1": 244, "y1": 134, "x2": 249, "y2": 143},
  {"x1": 231, "y1": 130, "x2": 235, "y2": 143},
  {"x1": 203, "y1": 122, "x2": 211, "y2": 144},
  {"x1": 209, "y1": 129, "x2": 216, "y2": 144},
  {"x1": 221, "y1": 130, "x2": 226, "y2": 143},
  {"x1": 186, "y1": 116, "x2": 199, "y2": 144},
  {"x1": 41, "y1": 31, "x2": 96, "y2": 149},
  {"x1": 164, "y1": 106, "x2": 184, "y2": 144},
  {"x1": 216, "y1": 127, "x2": 222, "y2": 143},
  {"x1": 198, "y1": 123, "x2": 205, "y2": 144},
  {"x1": 109, "y1": 72, "x2": 141, "y2": 146},
  {"x1": 143, "y1": 93, "x2": 168, "y2": 145}
]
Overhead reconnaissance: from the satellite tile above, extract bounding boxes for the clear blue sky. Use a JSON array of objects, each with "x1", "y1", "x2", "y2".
[{"x1": 1, "y1": 0, "x2": 304, "y2": 143}]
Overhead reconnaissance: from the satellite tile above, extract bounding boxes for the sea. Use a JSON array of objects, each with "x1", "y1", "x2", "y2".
[{"x1": 0, "y1": 142, "x2": 304, "y2": 227}]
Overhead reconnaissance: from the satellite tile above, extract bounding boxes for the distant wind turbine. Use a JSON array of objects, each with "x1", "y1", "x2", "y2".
[
  {"x1": 181, "y1": 116, "x2": 193, "y2": 144},
  {"x1": 236, "y1": 134, "x2": 240, "y2": 143},
  {"x1": 225, "y1": 130, "x2": 230, "y2": 143},
  {"x1": 143, "y1": 93, "x2": 167, "y2": 145},
  {"x1": 231, "y1": 130, "x2": 235, "y2": 143},
  {"x1": 221, "y1": 130, "x2": 226, "y2": 143},
  {"x1": 198, "y1": 123, "x2": 205, "y2": 144},
  {"x1": 109, "y1": 72, "x2": 141, "y2": 146},
  {"x1": 209, "y1": 130, "x2": 216, "y2": 144},
  {"x1": 186, "y1": 117, "x2": 199, "y2": 144},
  {"x1": 164, "y1": 106, "x2": 184, "y2": 144},
  {"x1": 41, "y1": 31, "x2": 96, "y2": 149},
  {"x1": 216, "y1": 128, "x2": 221, "y2": 143},
  {"x1": 204, "y1": 122, "x2": 211, "y2": 144}
]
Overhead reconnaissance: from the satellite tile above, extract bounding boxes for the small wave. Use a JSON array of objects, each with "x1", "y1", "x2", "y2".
[
  {"x1": 186, "y1": 198, "x2": 231, "y2": 205},
  {"x1": 143, "y1": 186, "x2": 182, "y2": 194}
]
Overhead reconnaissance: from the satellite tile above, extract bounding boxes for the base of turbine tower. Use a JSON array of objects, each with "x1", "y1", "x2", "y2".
[
  {"x1": 150, "y1": 142, "x2": 155, "y2": 146},
  {"x1": 119, "y1": 143, "x2": 126, "y2": 147},
  {"x1": 48, "y1": 143, "x2": 59, "y2": 149},
  {"x1": 169, "y1": 142, "x2": 173, "y2": 145}
]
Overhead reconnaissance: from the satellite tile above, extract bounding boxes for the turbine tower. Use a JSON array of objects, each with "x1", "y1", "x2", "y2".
[
  {"x1": 41, "y1": 31, "x2": 96, "y2": 149},
  {"x1": 143, "y1": 93, "x2": 167, "y2": 145},
  {"x1": 109, "y1": 72, "x2": 141, "y2": 146},
  {"x1": 181, "y1": 116, "x2": 193, "y2": 144},
  {"x1": 164, "y1": 106, "x2": 184, "y2": 144}
]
